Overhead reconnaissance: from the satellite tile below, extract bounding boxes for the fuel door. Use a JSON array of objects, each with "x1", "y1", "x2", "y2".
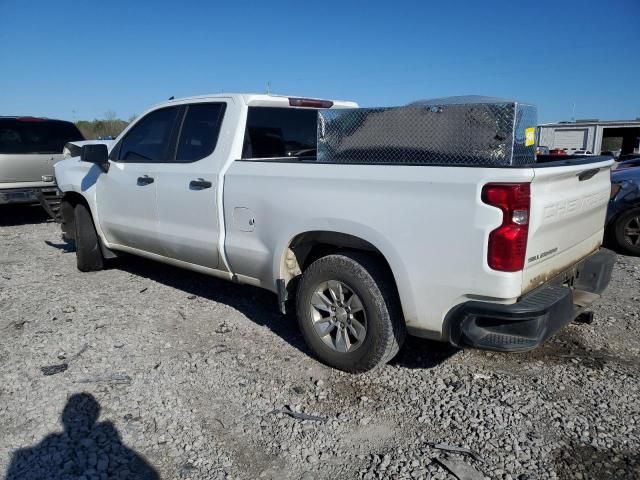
[{"x1": 233, "y1": 207, "x2": 255, "y2": 232}]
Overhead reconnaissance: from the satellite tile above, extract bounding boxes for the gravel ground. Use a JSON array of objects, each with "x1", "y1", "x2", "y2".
[{"x1": 1, "y1": 205, "x2": 639, "y2": 480}]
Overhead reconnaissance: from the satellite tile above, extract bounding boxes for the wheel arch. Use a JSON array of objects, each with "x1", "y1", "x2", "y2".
[
  {"x1": 607, "y1": 199, "x2": 640, "y2": 227},
  {"x1": 287, "y1": 230, "x2": 383, "y2": 268},
  {"x1": 610, "y1": 204, "x2": 640, "y2": 254},
  {"x1": 60, "y1": 191, "x2": 116, "y2": 259},
  {"x1": 278, "y1": 230, "x2": 412, "y2": 321},
  {"x1": 60, "y1": 191, "x2": 90, "y2": 240}
]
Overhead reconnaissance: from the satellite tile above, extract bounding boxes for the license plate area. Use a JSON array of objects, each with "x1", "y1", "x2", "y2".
[
  {"x1": 555, "y1": 264, "x2": 580, "y2": 288},
  {"x1": 0, "y1": 190, "x2": 37, "y2": 203}
]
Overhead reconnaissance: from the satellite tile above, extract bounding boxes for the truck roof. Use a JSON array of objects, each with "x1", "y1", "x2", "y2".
[
  {"x1": 0, "y1": 116, "x2": 74, "y2": 123},
  {"x1": 156, "y1": 93, "x2": 358, "y2": 109}
]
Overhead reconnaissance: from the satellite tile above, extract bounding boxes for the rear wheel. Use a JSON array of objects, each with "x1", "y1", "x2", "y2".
[
  {"x1": 614, "y1": 208, "x2": 640, "y2": 256},
  {"x1": 296, "y1": 251, "x2": 405, "y2": 372},
  {"x1": 74, "y1": 203, "x2": 105, "y2": 272}
]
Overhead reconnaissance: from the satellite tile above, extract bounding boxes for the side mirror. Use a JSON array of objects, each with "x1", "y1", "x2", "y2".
[{"x1": 81, "y1": 144, "x2": 109, "y2": 171}]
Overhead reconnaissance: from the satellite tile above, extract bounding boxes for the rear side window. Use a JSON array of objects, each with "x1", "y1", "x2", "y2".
[
  {"x1": 118, "y1": 107, "x2": 180, "y2": 162},
  {"x1": 175, "y1": 103, "x2": 226, "y2": 162},
  {"x1": 242, "y1": 107, "x2": 318, "y2": 159},
  {"x1": 0, "y1": 119, "x2": 84, "y2": 154}
]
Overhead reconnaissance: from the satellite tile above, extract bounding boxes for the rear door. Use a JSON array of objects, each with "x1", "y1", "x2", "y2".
[
  {"x1": 523, "y1": 158, "x2": 614, "y2": 292},
  {"x1": 95, "y1": 106, "x2": 181, "y2": 254},
  {"x1": 155, "y1": 101, "x2": 228, "y2": 268},
  {"x1": 0, "y1": 119, "x2": 83, "y2": 184}
]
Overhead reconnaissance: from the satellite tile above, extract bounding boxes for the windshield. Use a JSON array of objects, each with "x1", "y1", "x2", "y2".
[{"x1": 0, "y1": 119, "x2": 84, "y2": 154}]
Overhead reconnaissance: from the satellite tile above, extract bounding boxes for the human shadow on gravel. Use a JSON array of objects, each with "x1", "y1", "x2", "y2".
[
  {"x1": 5, "y1": 393, "x2": 159, "y2": 480},
  {"x1": 0, "y1": 205, "x2": 50, "y2": 227}
]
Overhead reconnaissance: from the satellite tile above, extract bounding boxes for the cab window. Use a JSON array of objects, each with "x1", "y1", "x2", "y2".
[
  {"x1": 117, "y1": 107, "x2": 180, "y2": 162},
  {"x1": 175, "y1": 103, "x2": 226, "y2": 162},
  {"x1": 242, "y1": 107, "x2": 318, "y2": 159}
]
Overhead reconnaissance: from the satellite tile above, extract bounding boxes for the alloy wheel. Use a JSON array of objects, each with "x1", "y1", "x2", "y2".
[
  {"x1": 624, "y1": 215, "x2": 640, "y2": 247},
  {"x1": 309, "y1": 280, "x2": 367, "y2": 353}
]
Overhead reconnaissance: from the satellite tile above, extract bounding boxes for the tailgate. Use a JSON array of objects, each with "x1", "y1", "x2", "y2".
[
  {"x1": 523, "y1": 158, "x2": 614, "y2": 293},
  {"x1": 0, "y1": 153, "x2": 61, "y2": 183}
]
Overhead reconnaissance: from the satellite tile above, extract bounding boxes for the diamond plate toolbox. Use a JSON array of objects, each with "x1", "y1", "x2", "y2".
[{"x1": 317, "y1": 96, "x2": 537, "y2": 167}]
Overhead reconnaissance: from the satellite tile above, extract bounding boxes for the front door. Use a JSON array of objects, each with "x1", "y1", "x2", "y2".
[
  {"x1": 155, "y1": 102, "x2": 228, "y2": 269},
  {"x1": 96, "y1": 106, "x2": 181, "y2": 255}
]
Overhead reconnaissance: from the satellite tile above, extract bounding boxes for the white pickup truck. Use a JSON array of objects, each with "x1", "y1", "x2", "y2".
[{"x1": 52, "y1": 93, "x2": 616, "y2": 372}]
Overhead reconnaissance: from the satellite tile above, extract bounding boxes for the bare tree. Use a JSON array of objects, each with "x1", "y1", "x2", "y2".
[{"x1": 103, "y1": 110, "x2": 120, "y2": 138}]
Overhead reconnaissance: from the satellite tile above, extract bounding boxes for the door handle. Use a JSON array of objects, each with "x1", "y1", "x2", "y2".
[
  {"x1": 577, "y1": 168, "x2": 600, "y2": 181},
  {"x1": 137, "y1": 175, "x2": 154, "y2": 186},
  {"x1": 189, "y1": 179, "x2": 212, "y2": 190}
]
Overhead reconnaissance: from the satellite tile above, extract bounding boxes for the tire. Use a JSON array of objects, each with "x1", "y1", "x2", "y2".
[
  {"x1": 60, "y1": 199, "x2": 76, "y2": 244},
  {"x1": 74, "y1": 203, "x2": 105, "y2": 272},
  {"x1": 614, "y1": 208, "x2": 640, "y2": 256},
  {"x1": 296, "y1": 251, "x2": 406, "y2": 372}
]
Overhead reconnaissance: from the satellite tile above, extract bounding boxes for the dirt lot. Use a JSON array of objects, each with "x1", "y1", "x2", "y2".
[{"x1": 1, "y1": 205, "x2": 639, "y2": 480}]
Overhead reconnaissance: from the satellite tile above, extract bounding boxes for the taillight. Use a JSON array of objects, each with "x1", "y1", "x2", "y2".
[
  {"x1": 482, "y1": 183, "x2": 531, "y2": 272},
  {"x1": 288, "y1": 97, "x2": 334, "y2": 108}
]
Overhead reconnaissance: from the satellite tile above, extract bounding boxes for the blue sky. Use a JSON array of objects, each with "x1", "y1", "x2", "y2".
[{"x1": 1, "y1": 0, "x2": 638, "y2": 123}]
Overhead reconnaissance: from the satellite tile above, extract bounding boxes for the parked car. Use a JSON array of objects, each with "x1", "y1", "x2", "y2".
[
  {"x1": 607, "y1": 160, "x2": 640, "y2": 255},
  {"x1": 0, "y1": 116, "x2": 83, "y2": 205},
  {"x1": 618, "y1": 153, "x2": 640, "y2": 163},
  {"x1": 50, "y1": 94, "x2": 616, "y2": 372},
  {"x1": 616, "y1": 158, "x2": 640, "y2": 170}
]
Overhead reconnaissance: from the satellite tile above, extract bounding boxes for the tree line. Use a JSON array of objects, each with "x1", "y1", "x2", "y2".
[{"x1": 75, "y1": 110, "x2": 134, "y2": 139}]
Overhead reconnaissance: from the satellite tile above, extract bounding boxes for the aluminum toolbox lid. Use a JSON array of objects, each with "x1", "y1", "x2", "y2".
[
  {"x1": 408, "y1": 95, "x2": 528, "y2": 106},
  {"x1": 317, "y1": 96, "x2": 538, "y2": 167}
]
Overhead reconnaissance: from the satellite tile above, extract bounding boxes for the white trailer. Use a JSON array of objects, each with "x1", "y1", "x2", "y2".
[{"x1": 538, "y1": 120, "x2": 640, "y2": 156}]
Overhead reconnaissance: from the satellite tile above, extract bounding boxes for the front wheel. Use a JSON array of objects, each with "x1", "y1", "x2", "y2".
[
  {"x1": 614, "y1": 208, "x2": 640, "y2": 256},
  {"x1": 296, "y1": 252, "x2": 405, "y2": 372}
]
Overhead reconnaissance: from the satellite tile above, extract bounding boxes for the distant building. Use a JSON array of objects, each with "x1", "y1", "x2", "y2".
[{"x1": 537, "y1": 119, "x2": 640, "y2": 156}]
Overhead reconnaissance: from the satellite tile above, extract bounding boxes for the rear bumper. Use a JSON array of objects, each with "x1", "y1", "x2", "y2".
[
  {"x1": 445, "y1": 248, "x2": 616, "y2": 352},
  {"x1": 0, "y1": 188, "x2": 40, "y2": 205}
]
